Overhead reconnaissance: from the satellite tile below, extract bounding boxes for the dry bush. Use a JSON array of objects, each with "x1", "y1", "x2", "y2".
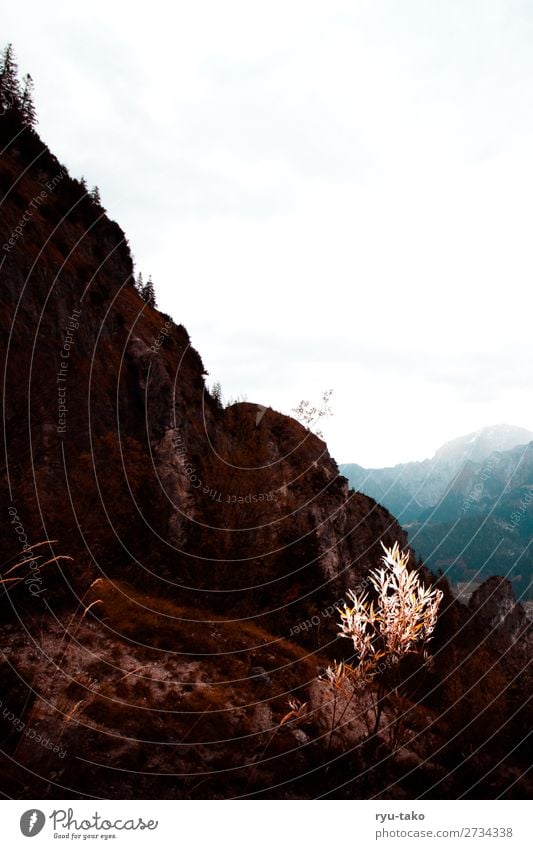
[{"x1": 322, "y1": 542, "x2": 443, "y2": 752}]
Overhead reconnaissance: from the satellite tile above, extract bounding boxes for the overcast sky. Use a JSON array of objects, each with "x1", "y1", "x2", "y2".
[{"x1": 4, "y1": 0, "x2": 533, "y2": 466}]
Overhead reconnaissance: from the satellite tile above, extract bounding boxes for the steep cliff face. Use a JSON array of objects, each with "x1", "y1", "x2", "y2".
[
  {"x1": 469, "y1": 577, "x2": 531, "y2": 650},
  {"x1": 0, "y1": 112, "x2": 530, "y2": 800},
  {"x1": 0, "y1": 108, "x2": 407, "y2": 636}
]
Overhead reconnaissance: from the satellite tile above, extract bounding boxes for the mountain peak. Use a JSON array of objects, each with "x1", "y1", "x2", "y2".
[
  {"x1": 340, "y1": 423, "x2": 533, "y2": 521},
  {"x1": 433, "y1": 424, "x2": 533, "y2": 466}
]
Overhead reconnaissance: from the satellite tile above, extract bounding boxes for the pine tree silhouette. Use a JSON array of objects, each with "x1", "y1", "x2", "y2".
[
  {"x1": 20, "y1": 73, "x2": 36, "y2": 127},
  {"x1": 142, "y1": 275, "x2": 156, "y2": 307},
  {"x1": 211, "y1": 381, "x2": 223, "y2": 409},
  {"x1": 90, "y1": 185, "x2": 101, "y2": 205},
  {"x1": 135, "y1": 272, "x2": 144, "y2": 294},
  {"x1": 0, "y1": 43, "x2": 22, "y2": 114}
]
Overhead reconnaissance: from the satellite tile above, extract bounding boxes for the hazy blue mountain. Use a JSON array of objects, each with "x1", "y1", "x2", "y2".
[
  {"x1": 340, "y1": 424, "x2": 533, "y2": 522},
  {"x1": 340, "y1": 426, "x2": 533, "y2": 601}
]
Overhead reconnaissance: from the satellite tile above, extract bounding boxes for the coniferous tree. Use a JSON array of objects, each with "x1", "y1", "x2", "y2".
[
  {"x1": 135, "y1": 272, "x2": 144, "y2": 294},
  {"x1": 79, "y1": 176, "x2": 88, "y2": 191},
  {"x1": 20, "y1": 73, "x2": 36, "y2": 127},
  {"x1": 0, "y1": 43, "x2": 22, "y2": 114},
  {"x1": 90, "y1": 185, "x2": 101, "y2": 205},
  {"x1": 142, "y1": 275, "x2": 156, "y2": 307},
  {"x1": 211, "y1": 381, "x2": 223, "y2": 409}
]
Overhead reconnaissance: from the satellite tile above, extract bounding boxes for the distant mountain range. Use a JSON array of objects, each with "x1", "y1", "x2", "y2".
[{"x1": 340, "y1": 425, "x2": 533, "y2": 601}]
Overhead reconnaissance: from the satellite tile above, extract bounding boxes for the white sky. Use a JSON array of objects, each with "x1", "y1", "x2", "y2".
[{"x1": 4, "y1": 0, "x2": 533, "y2": 466}]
